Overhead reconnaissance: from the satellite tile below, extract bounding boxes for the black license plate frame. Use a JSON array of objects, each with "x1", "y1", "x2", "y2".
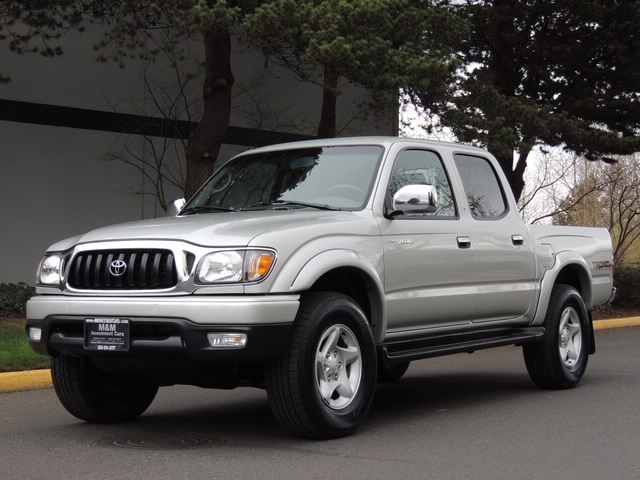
[{"x1": 84, "y1": 318, "x2": 130, "y2": 352}]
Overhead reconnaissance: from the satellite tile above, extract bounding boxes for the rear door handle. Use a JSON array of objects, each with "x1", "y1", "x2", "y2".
[{"x1": 457, "y1": 236, "x2": 471, "y2": 249}]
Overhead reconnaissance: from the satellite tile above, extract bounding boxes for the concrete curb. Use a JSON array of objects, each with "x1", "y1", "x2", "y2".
[
  {"x1": 2, "y1": 317, "x2": 639, "y2": 394},
  {"x1": 0, "y1": 369, "x2": 52, "y2": 393},
  {"x1": 593, "y1": 316, "x2": 640, "y2": 330}
]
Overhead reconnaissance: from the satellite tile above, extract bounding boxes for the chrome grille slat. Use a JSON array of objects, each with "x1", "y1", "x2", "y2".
[{"x1": 67, "y1": 249, "x2": 177, "y2": 290}]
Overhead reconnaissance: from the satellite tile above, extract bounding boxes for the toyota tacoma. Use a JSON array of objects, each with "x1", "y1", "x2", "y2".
[{"x1": 26, "y1": 136, "x2": 615, "y2": 439}]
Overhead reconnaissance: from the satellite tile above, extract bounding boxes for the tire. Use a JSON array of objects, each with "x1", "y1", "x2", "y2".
[
  {"x1": 265, "y1": 292, "x2": 377, "y2": 439},
  {"x1": 377, "y1": 361, "x2": 410, "y2": 383},
  {"x1": 523, "y1": 284, "x2": 590, "y2": 389},
  {"x1": 51, "y1": 355, "x2": 158, "y2": 423}
]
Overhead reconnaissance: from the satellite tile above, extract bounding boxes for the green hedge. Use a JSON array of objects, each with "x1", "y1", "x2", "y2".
[
  {"x1": 612, "y1": 266, "x2": 640, "y2": 308},
  {"x1": 0, "y1": 283, "x2": 35, "y2": 318}
]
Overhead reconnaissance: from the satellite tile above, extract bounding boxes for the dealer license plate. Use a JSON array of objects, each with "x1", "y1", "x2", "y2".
[{"x1": 84, "y1": 318, "x2": 130, "y2": 352}]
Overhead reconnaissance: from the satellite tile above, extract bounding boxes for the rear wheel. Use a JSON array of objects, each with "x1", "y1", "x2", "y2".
[
  {"x1": 523, "y1": 284, "x2": 590, "y2": 389},
  {"x1": 265, "y1": 292, "x2": 377, "y2": 439},
  {"x1": 51, "y1": 355, "x2": 158, "y2": 423}
]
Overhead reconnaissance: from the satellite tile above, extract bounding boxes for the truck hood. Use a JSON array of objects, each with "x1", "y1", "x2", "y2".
[{"x1": 47, "y1": 210, "x2": 358, "y2": 251}]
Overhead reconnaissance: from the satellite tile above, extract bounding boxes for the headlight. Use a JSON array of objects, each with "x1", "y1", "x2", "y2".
[
  {"x1": 196, "y1": 250, "x2": 275, "y2": 284},
  {"x1": 38, "y1": 254, "x2": 63, "y2": 286}
]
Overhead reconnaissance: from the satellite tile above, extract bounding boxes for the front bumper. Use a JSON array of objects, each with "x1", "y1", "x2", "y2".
[{"x1": 26, "y1": 294, "x2": 300, "y2": 364}]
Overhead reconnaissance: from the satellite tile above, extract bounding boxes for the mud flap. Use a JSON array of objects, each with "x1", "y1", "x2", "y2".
[{"x1": 588, "y1": 312, "x2": 596, "y2": 354}]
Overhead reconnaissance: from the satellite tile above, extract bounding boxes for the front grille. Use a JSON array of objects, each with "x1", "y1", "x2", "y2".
[{"x1": 67, "y1": 249, "x2": 178, "y2": 290}]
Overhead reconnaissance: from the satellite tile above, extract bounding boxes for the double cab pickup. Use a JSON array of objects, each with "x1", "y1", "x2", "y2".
[{"x1": 26, "y1": 137, "x2": 615, "y2": 438}]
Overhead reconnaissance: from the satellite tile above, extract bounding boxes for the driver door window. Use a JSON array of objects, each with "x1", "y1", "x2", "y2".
[{"x1": 389, "y1": 149, "x2": 456, "y2": 217}]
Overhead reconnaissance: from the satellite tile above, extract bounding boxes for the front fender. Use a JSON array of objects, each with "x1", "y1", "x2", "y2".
[
  {"x1": 277, "y1": 249, "x2": 386, "y2": 343},
  {"x1": 291, "y1": 249, "x2": 380, "y2": 289}
]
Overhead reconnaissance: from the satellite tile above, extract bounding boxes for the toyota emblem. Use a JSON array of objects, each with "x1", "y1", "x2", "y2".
[{"x1": 109, "y1": 259, "x2": 127, "y2": 276}]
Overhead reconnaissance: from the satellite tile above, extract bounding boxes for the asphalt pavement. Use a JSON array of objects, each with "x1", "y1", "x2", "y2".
[{"x1": 1, "y1": 325, "x2": 639, "y2": 480}]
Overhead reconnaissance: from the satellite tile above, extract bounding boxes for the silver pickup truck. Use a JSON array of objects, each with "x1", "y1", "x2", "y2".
[{"x1": 26, "y1": 136, "x2": 615, "y2": 439}]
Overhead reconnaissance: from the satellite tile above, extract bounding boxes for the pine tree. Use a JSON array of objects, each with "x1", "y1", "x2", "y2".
[{"x1": 422, "y1": 0, "x2": 640, "y2": 200}]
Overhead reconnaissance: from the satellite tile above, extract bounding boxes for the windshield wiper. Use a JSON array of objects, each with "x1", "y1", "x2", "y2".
[
  {"x1": 243, "y1": 200, "x2": 340, "y2": 211},
  {"x1": 180, "y1": 205, "x2": 235, "y2": 215}
]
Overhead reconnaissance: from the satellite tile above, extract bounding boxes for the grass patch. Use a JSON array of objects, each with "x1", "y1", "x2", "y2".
[{"x1": 0, "y1": 321, "x2": 50, "y2": 372}]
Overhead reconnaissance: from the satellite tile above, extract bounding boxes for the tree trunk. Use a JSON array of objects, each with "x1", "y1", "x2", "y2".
[
  {"x1": 510, "y1": 140, "x2": 534, "y2": 202},
  {"x1": 318, "y1": 64, "x2": 338, "y2": 137},
  {"x1": 482, "y1": 1, "x2": 527, "y2": 202},
  {"x1": 185, "y1": 31, "x2": 234, "y2": 199},
  {"x1": 492, "y1": 150, "x2": 526, "y2": 203}
]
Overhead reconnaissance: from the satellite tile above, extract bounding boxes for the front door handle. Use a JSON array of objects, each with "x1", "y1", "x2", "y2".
[
  {"x1": 512, "y1": 234, "x2": 524, "y2": 246},
  {"x1": 457, "y1": 236, "x2": 471, "y2": 249}
]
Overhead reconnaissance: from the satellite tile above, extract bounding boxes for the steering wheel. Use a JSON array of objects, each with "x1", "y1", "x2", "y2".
[
  {"x1": 327, "y1": 183, "x2": 365, "y2": 200},
  {"x1": 210, "y1": 171, "x2": 232, "y2": 193}
]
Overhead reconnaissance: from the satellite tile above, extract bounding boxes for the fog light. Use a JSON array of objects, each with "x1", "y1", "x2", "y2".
[
  {"x1": 28, "y1": 327, "x2": 42, "y2": 342},
  {"x1": 207, "y1": 333, "x2": 247, "y2": 349}
]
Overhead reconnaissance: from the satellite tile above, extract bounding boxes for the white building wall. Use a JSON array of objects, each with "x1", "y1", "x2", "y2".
[{"x1": 0, "y1": 28, "x2": 396, "y2": 283}]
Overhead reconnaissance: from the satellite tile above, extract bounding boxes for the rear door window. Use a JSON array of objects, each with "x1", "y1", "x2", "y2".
[{"x1": 453, "y1": 154, "x2": 507, "y2": 219}]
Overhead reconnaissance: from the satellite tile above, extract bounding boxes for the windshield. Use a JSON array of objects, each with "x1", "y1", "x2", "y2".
[{"x1": 183, "y1": 145, "x2": 384, "y2": 213}]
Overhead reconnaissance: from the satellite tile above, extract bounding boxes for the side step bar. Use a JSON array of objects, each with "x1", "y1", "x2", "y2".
[{"x1": 379, "y1": 327, "x2": 545, "y2": 363}]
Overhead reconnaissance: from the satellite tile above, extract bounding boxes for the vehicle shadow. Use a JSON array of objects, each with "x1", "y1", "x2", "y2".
[
  {"x1": 63, "y1": 366, "x2": 543, "y2": 448},
  {"x1": 372, "y1": 370, "x2": 535, "y2": 411}
]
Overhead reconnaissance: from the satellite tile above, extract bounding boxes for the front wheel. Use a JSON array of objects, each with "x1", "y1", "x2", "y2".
[
  {"x1": 523, "y1": 284, "x2": 590, "y2": 389},
  {"x1": 51, "y1": 355, "x2": 158, "y2": 423},
  {"x1": 265, "y1": 292, "x2": 377, "y2": 439}
]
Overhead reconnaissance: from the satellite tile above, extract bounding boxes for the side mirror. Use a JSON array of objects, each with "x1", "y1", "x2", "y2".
[
  {"x1": 392, "y1": 185, "x2": 438, "y2": 214},
  {"x1": 167, "y1": 198, "x2": 186, "y2": 217}
]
